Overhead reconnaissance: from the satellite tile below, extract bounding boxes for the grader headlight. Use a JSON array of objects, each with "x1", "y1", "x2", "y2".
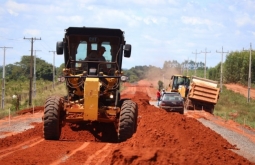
[{"x1": 121, "y1": 75, "x2": 128, "y2": 82}]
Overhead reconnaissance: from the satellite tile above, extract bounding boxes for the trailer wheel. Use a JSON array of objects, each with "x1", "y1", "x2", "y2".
[
  {"x1": 43, "y1": 96, "x2": 63, "y2": 140},
  {"x1": 180, "y1": 108, "x2": 184, "y2": 114},
  {"x1": 118, "y1": 100, "x2": 137, "y2": 142},
  {"x1": 209, "y1": 106, "x2": 214, "y2": 114}
]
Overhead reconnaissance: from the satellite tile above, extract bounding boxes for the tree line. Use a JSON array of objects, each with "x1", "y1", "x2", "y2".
[
  {"x1": 0, "y1": 55, "x2": 63, "y2": 81},
  {"x1": 125, "y1": 50, "x2": 255, "y2": 86},
  {"x1": 1, "y1": 51, "x2": 255, "y2": 86},
  {"x1": 208, "y1": 51, "x2": 255, "y2": 85}
]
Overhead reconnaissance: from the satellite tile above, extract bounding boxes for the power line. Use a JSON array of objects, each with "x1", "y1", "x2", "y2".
[
  {"x1": 201, "y1": 48, "x2": 211, "y2": 78},
  {"x1": 23, "y1": 37, "x2": 41, "y2": 106},
  {"x1": 192, "y1": 49, "x2": 200, "y2": 76},
  {"x1": 49, "y1": 51, "x2": 56, "y2": 89},
  {"x1": 216, "y1": 47, "x2": 229, "y2": 93},
  {"x1": 0, "y1": 46, "x2": 13, "y2": 109}
]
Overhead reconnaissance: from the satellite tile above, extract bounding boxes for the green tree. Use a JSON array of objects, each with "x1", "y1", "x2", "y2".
[{"x1": 158, "y1": 80, "x2": 163, "y2": 90}]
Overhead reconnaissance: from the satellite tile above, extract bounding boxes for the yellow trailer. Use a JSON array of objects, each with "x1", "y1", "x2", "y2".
[{"x1": 184, "y1": 76, "x2": 220, "y2": 114}]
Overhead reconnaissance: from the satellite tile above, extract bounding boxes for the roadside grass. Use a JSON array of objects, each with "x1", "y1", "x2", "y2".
[
  {"x1": 215, "y1": 85, "x2": 255, "y2": 129},
  {"x1": 0, "y1": 83, "x2": 67, "y2": 119},
  {"x1": 1, "y1": 81, "x2": 123, "y2": 119}
]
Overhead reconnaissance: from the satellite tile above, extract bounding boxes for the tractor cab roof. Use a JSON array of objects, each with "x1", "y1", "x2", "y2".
[{"x1": 65, "y1": 27, "x2": 125, "y2": 38}]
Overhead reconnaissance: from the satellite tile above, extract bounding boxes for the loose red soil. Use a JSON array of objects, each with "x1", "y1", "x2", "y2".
[{"x1": 0, "y1": 81, "x2": 254, "y2": 164}]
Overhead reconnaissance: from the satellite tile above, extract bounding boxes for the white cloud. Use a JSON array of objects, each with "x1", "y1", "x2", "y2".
[
  {"x1": 7, "y1": 9, "x2": 18, "y2": 16},
  {"x1": 181, "y1": 16, "x2": 213, "y2": 26},
  {"x1": 143, "y1": 35, "x2": 162, "y2": 45},
  {"x1": 0, "y1": 28, "x2": 10, "y2": 35},
  {"x1": 228, "y1": 5, "x2": 236, "y2": 12},
  {"x1": 56, "y1": 15, "x2": 83, "y2": 24},
  {"x1": 251, "y1": 31, "x2": 255, "y2": 37},
  {"x1": 122, "y1": 0, "x2": 169, "y2": 6},
  {"x1": 235, "y1": 13, "x2": 254, "y2": 27},
  {"x1": 143, "y1": 16, "x2": 168, "y2": 25},
  {"x1": 0, "y1": 7, "x2": 4, "y2": 14},
  {"x1": 1, "y1": 0, "x2": 255, "y2": 69},
  {"x1": 167, "y1": 0, "x2": 178, "y2": 5},
  {"x1": 23, "y1": 29, "x2": 41, "y2": 36},
  {"x1": 5, "y1": 0, "x2": 28, "y2": 12}
]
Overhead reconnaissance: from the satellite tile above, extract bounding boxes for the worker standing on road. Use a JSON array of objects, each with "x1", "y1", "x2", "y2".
[
  {"x1": 157, "y1": 89, "x2": 161, "y2": 106},
  {"x1": 161, "y1": 89, "x2": 165, "y2": 98}
]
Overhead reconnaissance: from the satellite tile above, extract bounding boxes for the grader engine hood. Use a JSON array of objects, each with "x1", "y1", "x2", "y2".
[{"x1": 63, "y1": 68, "x2": 120, "y2": 97}]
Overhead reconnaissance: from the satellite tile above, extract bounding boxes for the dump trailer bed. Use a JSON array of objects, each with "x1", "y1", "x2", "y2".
[
  {"x1": 188, "y1": 76, "x2": 220, "y2": 104},
  {"x1": 185, "y1": 76, "x2": 220, "y2": 114}
]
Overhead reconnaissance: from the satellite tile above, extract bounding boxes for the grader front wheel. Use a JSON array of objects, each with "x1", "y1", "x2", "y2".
[
  {"x1": 118, "y1": 100, "x2": 137, "y2": 142},
  {"x1": 43, "y1": 96, "x2": 63, "y2": 140}
]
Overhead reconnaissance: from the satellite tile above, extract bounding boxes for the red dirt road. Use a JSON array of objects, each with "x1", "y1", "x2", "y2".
[{"x1": 0, "y1": 81, "x2": 254, "y2": 164}]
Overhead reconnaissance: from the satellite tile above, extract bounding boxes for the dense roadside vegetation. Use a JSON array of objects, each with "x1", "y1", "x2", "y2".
[
  {"x1": 0, "y1": 55, "x2": 65, "y2": 118},
  {"x1": 215, "y1": 86, "x2": 255, "y2": 129}
]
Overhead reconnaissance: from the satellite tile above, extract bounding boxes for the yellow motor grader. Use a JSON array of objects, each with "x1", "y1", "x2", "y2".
[{"x1": 43, "y1": 27, "x2": 137, "y2": 142}]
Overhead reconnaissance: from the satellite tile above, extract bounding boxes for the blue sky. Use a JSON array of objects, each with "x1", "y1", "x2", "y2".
[{"x1": 0, "y1": 0, "x2": 255, "y2": 69}]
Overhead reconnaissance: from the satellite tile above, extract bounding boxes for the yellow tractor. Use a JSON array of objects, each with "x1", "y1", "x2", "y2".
[
  {"x1": 43, "y1": 27, "x2": 137, "y2": 142},
  {"x1": 169, "y1": 75, "x2": 190, "y2": 99}
]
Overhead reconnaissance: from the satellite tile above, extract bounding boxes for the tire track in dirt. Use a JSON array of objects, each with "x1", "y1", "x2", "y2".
[
  {"x1": 0, "y1": 137, "x2": 43, "y2": 159},
  {"x1": 83, "y1": 143, "x2": 113, "y2": 165},
  {"x1": 56, "y1": 142, "x2": 115, "y2": 165},
  {"x1": 0, "y1": 140, "x2": 86, "y2": 165},
  {"x1": 50, "y1": 142, "x2": 90, "y2": 165}
]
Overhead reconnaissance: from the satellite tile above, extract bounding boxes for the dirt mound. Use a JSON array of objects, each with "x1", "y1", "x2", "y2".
[
  {"x1": 0, "y1": 123, "x2": 42, "y2": 150},
  {"x1": 109, "y1": 90, "x2": 251, "y2": 164},
  {"x1": 16, "y1": 106, "x2": 44, "y2": 115}
]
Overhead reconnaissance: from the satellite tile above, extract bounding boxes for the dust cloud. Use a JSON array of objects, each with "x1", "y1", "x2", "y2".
[{"x1": 145, "y1": 67, "x2": 181, "y2": 89}]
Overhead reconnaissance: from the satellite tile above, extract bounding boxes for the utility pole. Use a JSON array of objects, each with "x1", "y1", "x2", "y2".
[
  {"x1": 186, "y1": 57, "x2": 189, "y2": 76},
  {"x1": 24, "y1": 37, "x2": 41, "y2": 106},
  {"x1": 163, "y1": 74, "x2": 165, "y2": 88},
  {"x1": 243, "y1": 43, "x2": 254, "y2": 103},
  {"x1": 29, "y1": 50, "x2": 41, "y2": 97},
  {"x1": 1, "y1": 47, "x2": 13, "y2": 109},
  {"x1": 192, "y1": 50, "x2": 200, "y2": 76},
  {"x1": 201, "y1": 48, "x2": 211, "y2": 78},
  {"x1": 49, "y1": 51, "x2": 56, "y2": 89},
  {"x1": 216, "y1": 47, "x2": 229, "y2": 93}
]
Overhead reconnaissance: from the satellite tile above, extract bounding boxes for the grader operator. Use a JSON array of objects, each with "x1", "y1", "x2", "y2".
[{"x1": 43, "y1": 27, "x2": 138, "y2": 142}]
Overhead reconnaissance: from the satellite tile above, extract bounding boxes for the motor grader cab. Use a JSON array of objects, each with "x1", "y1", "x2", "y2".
[
  {"x1": 169, "y1": 75, "x2": 190, "y2": 99},
  {"x1": 43, "y1": 27, "x2": 137, "y2": 142}
]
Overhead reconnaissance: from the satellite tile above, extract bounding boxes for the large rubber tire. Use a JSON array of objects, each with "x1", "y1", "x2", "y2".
[
  {"x1": 121, "y1": 100, "x2": 138, "y2": 132},
  {"x1": 118, "y1": 100, "x2": 137, "y2": 142},
  {"x1": 209, "y1": 105, "x2": 214, "y2": 114},
  {"x1": 179, "y1": 108, "x2": 184, "y2": 114},
  {"x1": 43, "y1": 96, "x2": 63, "y2": 140}
]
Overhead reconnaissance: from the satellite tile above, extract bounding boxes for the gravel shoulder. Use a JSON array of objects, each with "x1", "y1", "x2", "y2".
[
  {"x1": 198, "y1": 118, "x2": 255, "y2": 163},
  {"x1": 0, "y1": 112, "x2": 42, "y2": 139}
]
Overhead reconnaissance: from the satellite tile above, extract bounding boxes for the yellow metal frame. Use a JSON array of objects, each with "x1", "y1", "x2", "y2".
[{"x1": 83, "y1": 78, "x2": 100, "y2": 120}]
